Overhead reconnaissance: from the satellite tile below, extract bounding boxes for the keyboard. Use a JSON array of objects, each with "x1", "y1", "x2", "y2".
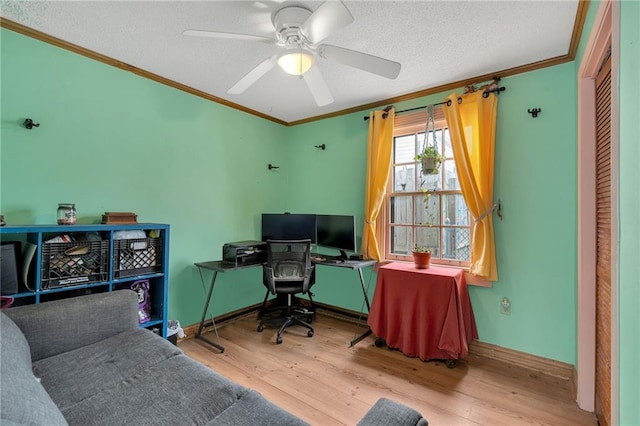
[{"x1": 310, "y1": 254, "x2": 345, "y2": 263}]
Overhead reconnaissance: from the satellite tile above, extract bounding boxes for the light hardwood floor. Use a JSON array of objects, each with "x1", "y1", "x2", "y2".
[{"x1": 179, "y1": 311, "x2": 597, "y2": 425}]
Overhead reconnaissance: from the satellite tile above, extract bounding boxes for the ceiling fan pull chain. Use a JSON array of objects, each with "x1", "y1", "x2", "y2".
[{"x1": 298, "y1": 43, "x2": 304, "y2": 75}]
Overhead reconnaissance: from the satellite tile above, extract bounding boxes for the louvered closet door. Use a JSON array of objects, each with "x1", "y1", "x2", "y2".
[{"x1": 595, "y1": 53, "x2": 612, "y2": 426}]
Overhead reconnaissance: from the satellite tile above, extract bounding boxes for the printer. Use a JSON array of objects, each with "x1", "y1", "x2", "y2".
[{"x1": 222, "y1": 240, "x2": 267, "y2": 267}]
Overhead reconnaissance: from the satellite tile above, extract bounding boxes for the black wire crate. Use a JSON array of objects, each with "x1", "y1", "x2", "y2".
[
  {"x1": 41, "y1": 240, "x2": 110, "y2": 289},
  {"x1": 113, "y1": 237, "x2": 163, "y2": 278}
]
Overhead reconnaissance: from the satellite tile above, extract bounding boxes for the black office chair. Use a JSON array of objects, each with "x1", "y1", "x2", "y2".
[{"x1": 257, "y1": 239, "x2": 315, "y2": 344}]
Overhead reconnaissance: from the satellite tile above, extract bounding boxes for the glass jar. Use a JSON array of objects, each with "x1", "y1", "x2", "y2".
[{"x1": 57, "y1": 203, "x2": 77, "y2": 225}]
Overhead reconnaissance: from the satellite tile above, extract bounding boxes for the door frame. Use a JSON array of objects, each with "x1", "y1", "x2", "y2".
[{"x1": 576, "y1": 0, "x2": 619, "y2": 421}]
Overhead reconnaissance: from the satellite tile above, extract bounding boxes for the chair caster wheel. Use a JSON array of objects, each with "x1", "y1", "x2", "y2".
[
  {"x1": 257, "y1": 324, "x2": 264, "y2": 332},
  {"x1": 307, "y1": 330, "x2": 314, "y2": 337},
  {"x1": 375, "y1": 337, "x2": 385, "y2": 347},
  {"x1": 445, "y1": 359, "x2": 456, "y2": 369},
  {"x1": 276, "y1": 336, "x2": 283, "y2": 344}
]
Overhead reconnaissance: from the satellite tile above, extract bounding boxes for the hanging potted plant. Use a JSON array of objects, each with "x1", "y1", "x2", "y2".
[
  {"x1": 415, "y1": 105, "x2": 443, "y2": 175},
  {"x1": 412, "y1": 245, "x2": 431, "y2": 269},
  {"x1": 415, "y1": 146, "x2": 443, "y2": 175}
]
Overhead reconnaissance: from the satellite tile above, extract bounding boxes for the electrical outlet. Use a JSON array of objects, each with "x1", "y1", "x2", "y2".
[{"x1": 500, "y1": 297, "x2": 511, "y2": 315}]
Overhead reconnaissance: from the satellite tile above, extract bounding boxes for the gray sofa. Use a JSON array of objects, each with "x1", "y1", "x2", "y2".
[{"x1": 1, "y1": 290, "x2": 427, "y2": 425}]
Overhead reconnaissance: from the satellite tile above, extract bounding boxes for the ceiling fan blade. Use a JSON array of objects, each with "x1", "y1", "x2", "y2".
[
  {"x1": 227, "y1": 55, "x2": 278, "y2": 94},
  {"x1": 183, "y1": 30, "x2": 273, "y2": 44},
  {"x1": 301, "y1": 1, "x2": 354, "y2": 45},
  {"x1": 319, "y1": 44, "x2": 401, "y2": 79},
  {"x1": 303, "y1": 66, "x2": 334, "y2": 106}
]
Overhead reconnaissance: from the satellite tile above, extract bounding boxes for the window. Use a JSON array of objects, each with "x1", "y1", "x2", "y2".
[{"x1": 384, "y1": 109, "x2": 471, "y2": 266}]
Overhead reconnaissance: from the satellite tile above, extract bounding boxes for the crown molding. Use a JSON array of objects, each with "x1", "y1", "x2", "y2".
[{"x1": 2, "y1": 1, "x2": 589, "y2": 127}]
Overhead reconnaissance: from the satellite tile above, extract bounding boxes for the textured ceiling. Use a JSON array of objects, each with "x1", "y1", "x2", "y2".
[{"x1": 0, "y1": 1, "x2": 580, "y2": 124}]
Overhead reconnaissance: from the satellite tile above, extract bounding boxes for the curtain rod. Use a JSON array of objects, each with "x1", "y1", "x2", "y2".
[{"x1": 363, "y1": 85, "x2": 506, "y2": 121}]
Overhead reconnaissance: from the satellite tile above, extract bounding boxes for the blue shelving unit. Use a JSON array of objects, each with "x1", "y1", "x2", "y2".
[{"x1": 0, "y1": 223, "x2": 170, "y2": 337}]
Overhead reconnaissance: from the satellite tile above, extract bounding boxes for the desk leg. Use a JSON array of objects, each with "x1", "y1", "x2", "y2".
[
  {"x1": 196, "y1": 269, "x2": 225, "y2": 353},
  {"x1": 350, "y1": 268, "x2": 373, "y2": 347}
]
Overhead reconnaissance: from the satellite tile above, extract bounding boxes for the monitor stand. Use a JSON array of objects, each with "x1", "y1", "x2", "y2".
[{"x1": 338, "y1": 250, "x2": 349, "y2": 261}]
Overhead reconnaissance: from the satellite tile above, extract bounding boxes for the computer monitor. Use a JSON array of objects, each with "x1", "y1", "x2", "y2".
[
  {"x1": 315, "y1": 214, "x2": 357, "y2": 260},
  {"x1": 261, "y1": 213, "x2": 317, "y2": 243}
]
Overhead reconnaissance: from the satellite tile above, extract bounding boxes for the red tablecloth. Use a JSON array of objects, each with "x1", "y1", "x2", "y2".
[{"x1": 367, "y1": 262, "x2": 478, "y2": 361}]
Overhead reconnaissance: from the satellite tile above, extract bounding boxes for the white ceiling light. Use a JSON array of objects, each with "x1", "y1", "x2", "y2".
[{"x1": 277, "y1": 49, "x2": 314, "y2": 75}]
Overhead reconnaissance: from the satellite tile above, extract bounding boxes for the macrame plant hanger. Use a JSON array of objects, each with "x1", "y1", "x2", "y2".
[{"x1": 420, "y1": 105, "x2": 440, "y2": 175}]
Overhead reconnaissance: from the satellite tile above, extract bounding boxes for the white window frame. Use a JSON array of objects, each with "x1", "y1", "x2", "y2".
[{"x1": 383, "y1": 111, "x2": 471, "y2": 268}]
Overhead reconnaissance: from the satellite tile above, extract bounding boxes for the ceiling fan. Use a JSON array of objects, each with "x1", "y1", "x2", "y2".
[{"x1": 183, "y1": 1, "x2": 401, "y2": 106}]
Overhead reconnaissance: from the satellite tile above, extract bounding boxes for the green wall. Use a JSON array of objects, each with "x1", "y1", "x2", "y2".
[
  {"x1": 477, "y1": 64, "x2": 578, "y2": 362},
  {"x1": 617, "y1": 1, "x2": 640, "y2": 424},
  {"x1": 0, "y1": 24, "x2": 582, "y2": 367},
  {"x1": 287, "y1": 65, "x2": 580, "y2": 365},
  {"x1": 0, "y1": 29, "x2": 288, "y2": 326}
]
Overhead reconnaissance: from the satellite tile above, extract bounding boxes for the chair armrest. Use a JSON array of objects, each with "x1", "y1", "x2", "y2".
[
  {"x1": 3, "y1": 290, "x2": 139, "y2": 362},
  {"x1": 357, "y1": 398, "x2": 428, "y2": 426}
]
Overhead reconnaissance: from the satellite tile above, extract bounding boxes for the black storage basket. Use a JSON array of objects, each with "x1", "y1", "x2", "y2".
[
  {"x1": 41, "y1": 240, "x2": 109, "y2": 289},
  {"x1": 113, "y1": 238, "x2": 163, "y2": 278}
]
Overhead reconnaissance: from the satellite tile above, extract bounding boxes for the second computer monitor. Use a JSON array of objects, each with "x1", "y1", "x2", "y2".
[{"x1": 316, "y1": 214, "x2": 357, "y2": 259}]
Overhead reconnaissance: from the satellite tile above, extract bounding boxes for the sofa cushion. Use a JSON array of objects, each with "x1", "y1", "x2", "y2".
[
  {"x1": 33, "y1": 327, "x2": 183, "y2": 410},
  {"x1": 357, "y1": 398, "x2": 427, "y2": 426},
  {"x1": 4, "y1": 290, "x2": 139, "y2": 362},
  {"x1": 0, "y1": 312, "x2": 68, "y2": 425},
  {"x1": 209, "y1": 388, "x2": 308, "y2": 426},
  {"x1": 34, "y1": 327, "x2": 264, "y2": 425}
]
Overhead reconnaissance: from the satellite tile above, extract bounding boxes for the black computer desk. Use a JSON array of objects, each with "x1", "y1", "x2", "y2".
[{"x1": 193, "y1": 257, "x2": 377, "y2": 353}]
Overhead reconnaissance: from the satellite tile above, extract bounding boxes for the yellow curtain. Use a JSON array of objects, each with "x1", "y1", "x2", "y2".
[
  {"x1": 443, "y1": 92, "x2": 498, "y2": 280},
  {"x1": 361, "y1": 108, "x2": 395, "y2": 261}
]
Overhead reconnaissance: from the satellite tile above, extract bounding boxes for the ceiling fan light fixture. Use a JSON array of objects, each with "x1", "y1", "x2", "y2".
[{"x1": 278, "y1": 51, "x2": 314, "y2": 75}]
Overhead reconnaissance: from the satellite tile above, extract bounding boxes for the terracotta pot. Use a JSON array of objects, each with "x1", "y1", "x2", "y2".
[{"x1": 412, "y1": 251, "x2": 431, "y2": 269}]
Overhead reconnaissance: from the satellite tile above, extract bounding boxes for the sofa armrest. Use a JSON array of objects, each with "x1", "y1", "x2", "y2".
[
  {"x1": 4, "y1": 290, "x2": 139, "y2": 362},
  {"x1": 357, "y1": 398, "x2": 428, "y2": 426}
]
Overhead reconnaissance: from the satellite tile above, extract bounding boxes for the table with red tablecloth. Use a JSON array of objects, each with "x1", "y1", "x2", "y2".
[{"x1": 367, "y1": 262, "x2": 478, "y2": 361}]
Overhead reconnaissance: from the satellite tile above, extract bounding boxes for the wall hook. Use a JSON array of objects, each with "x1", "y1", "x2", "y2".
[
  {"x1": 268, "y1": 164, "x2": 280, "y2": 170},
  {"x1": 23, "y1": 118, "x2": 40, "y2": 129},
  {"x1": 314, "y1": 144, "x2": 326, "y2": 150},
  {"x1": 527, "y1": 108, "x2": 541, "y2": 118}
]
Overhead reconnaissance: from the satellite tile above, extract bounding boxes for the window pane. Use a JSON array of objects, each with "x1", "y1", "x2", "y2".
[
  {"x1": 415, "y1": 194, "x2": 439, "y2": 225},
  {"x1": 421, "y1": 129, "x2": 444, "y2": 153},
  {"x1": 419, "y1": 166, "x2": 442, "y2": 191},
  {"x1": 442, "y1": 194, "x2": 469, "y2": 226},
  {"x1": 443, "y1": 227, "x2": 470, "y2": 261},
  {"x1": 390, "y1": 226, "x2": 411, "y2": 255},
  {"x1": 443, "y1": 159, "x2": 460, "y2": 190},
  {"x1": 393, "y1": 165, "x2": 417, "y2": 192},
  {"x1": 394, "y1": 135, "x2": 416, "y2": 163},
  {"x1": 432, "y1": 129, "x2": 442, "y2": 154},
  {"x1": 417, "y1": 132, "x2": 425, "y2": 154},
  {"x1": 415, "y1": 226, "x2": 440, "y2": 257},
  {"x1": 390, "y1": 195, "x2": 413, "y2": 225},
  {"x1": 443, "y1": 128, "x2": 453, "y2": 158}
]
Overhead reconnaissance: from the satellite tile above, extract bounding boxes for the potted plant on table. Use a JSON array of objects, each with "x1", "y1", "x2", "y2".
[
  {"x1": 412, "y1": 245, "x2": 431, "y2": 269},
  {"x1": 415, "y1": 145, "x2": 443, "y2": 175}
]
